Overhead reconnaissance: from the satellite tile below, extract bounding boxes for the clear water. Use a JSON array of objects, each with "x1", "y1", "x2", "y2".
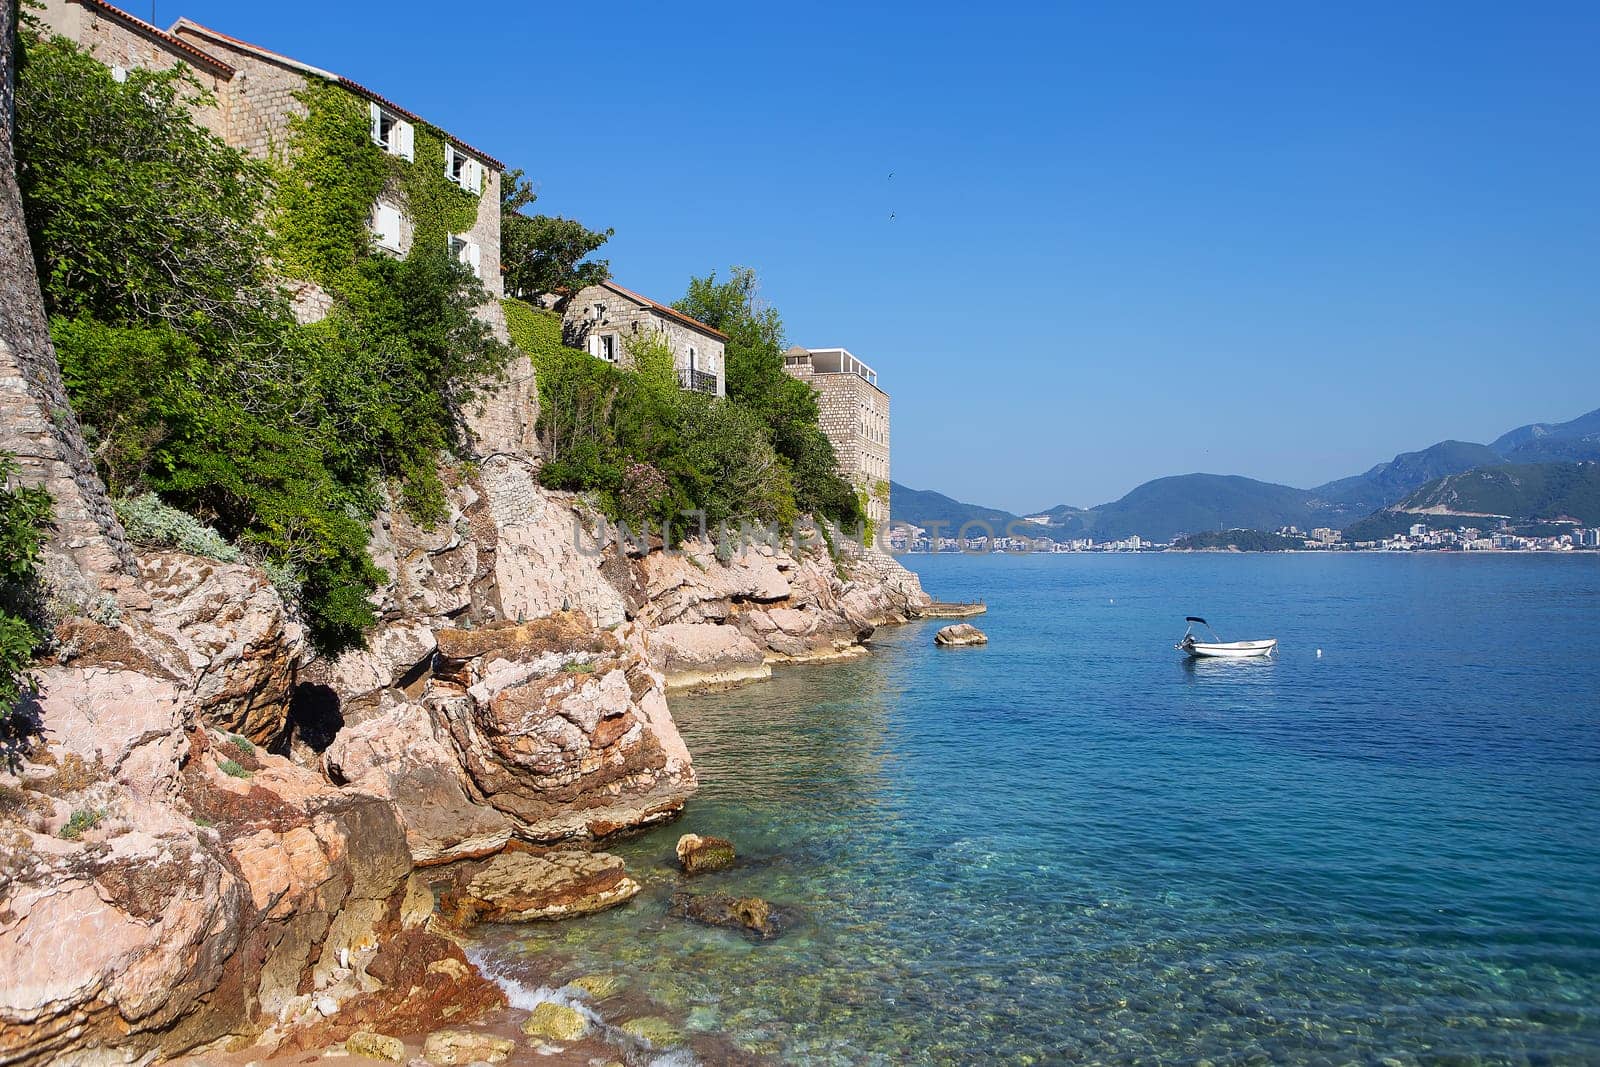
[{"x1": 487, "y1": 554, "x2": 1600, "y2": 1065}]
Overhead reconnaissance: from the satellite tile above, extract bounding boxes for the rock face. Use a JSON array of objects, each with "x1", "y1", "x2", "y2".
[
  {"x1": 935, "y1": 623, "x2": 989, "y2": 647},
  {"x1": 676, "y1": 833, "x2": 736, "y2": 874},
  {"x1": 0, "y1": 716, "x2": 500, "y2": 1066},
  {"x1": 440, "y1": 849, "x2": 640, "y2": 926},
  {"x1": 327, "y1": 612, "x2": 696, "y2": 860},
  {"x1": 648, "y1": 622, "x2": 770, "y2": 690}
]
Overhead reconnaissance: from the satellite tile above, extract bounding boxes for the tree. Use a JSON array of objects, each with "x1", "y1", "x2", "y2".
[
  {"x1": 675, "y1": 268, "x2": 863, "y2": 527},
  {"x1": 1, "y1": 455, "x2": 51, "y2": 723},
  {"x1": 500, "y1": 169, "x2": 612, "y2": 302}
]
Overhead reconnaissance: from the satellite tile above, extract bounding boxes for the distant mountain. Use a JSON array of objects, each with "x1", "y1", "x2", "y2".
[
  {"x1": 1394, "y1": 461, "x2": 1600, "y2": 525},
  {"x1": 888, "y1": 483, "x2": 1037, "y2": 536},
  {"x1": 1490, "y1": 407, "x2": 1600, "y2": 459},
  {"x1": 892, "y1": 407, "x2": 1600, "y2": 543},
  {"x1": 1313, "y1": 440, "x2": 1502, "y2": 513},
  {"x1": 1084, "y1": 474, "x2": 1335, "y2": 542}
]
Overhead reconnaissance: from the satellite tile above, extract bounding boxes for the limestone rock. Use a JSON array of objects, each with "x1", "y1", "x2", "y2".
[
  {"x1": 135, "y1": 550, "x2": 307, "y2": 744},
  {"x1": 323, "y1": 704, "x2": 514, "y2": 866},
  {"x1": 935, "y1": 623, "x2": 988, "y2": 647},
  {"x1": 421, "y1": 1029, "x2": 515, "y2": 1064},
  {"x1": 568, "y1": 973, "x2": 626, "y2": 999},
  {"x1": 620, "y1": 1015, "x2": 685, "y2": 1048},
  {"x1": 669, "y1": 891, "x2": 785, "y2": 940},
  {"x1": 522, "y1": 1000, "x2": 589, "y2": 1041},
  {"x1": 347, "y1": 1031, "x2": 406, "y2": 1061},
  {"x1": 675, "y1": 833, "x2": 736, "y2": 874},
  {"x1": 328, "y1": 620, "x2": 438, "y2": 714},
  {"x1": 441, "y1": 849, "x2": 640, "y2": 926},
  {"x1": 648, "y1": 623, "x2": 770, "y2": 690}
]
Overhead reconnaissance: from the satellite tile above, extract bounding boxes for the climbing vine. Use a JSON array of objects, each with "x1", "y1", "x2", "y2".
[{"x1": 396, "y1": 125, "x2": 479, "y2": 258}]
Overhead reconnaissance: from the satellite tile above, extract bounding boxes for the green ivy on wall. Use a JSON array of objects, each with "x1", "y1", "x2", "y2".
[{"x1": 398, "y1": 125, "x2": 480, "y2": 258}]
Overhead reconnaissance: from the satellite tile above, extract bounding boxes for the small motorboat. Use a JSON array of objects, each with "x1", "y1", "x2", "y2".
[{"x1": 1176, "y1": 616, "x2": 1277, "y2": 658}]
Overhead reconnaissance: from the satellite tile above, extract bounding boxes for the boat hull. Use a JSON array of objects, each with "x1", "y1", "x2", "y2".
[{"x1": 1183, "y1": 639, "x2": 1278, "y2": 659}]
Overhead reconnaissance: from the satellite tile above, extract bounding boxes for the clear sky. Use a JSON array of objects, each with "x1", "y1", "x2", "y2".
[{"x1": 166, "y1": 0, "x2": 1600, "y2": 512}]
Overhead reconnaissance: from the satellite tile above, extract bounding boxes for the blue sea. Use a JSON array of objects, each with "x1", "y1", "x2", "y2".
[{"x1": 490, "y1": 553, "x2": 1600, "y2": 1065}]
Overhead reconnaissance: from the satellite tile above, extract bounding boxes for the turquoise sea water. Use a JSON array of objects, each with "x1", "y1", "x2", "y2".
[{"x1": 490, "y1": 553, "x2": 1600, "y2": 1064}]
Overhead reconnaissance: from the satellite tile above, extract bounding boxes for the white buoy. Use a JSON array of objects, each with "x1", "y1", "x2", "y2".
[{"x1": 1316, "y1": 648, "x2": 1323, "y2": 658}]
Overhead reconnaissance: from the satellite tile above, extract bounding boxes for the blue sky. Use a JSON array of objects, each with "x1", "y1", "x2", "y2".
[{"x1": 167, "y1": 0, "x2": 1600, "y2": 512}]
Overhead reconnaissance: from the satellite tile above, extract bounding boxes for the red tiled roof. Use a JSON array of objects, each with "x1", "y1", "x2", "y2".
[
  {"x1": 601, "y1": 280, "x2": 729, "y2": 341},
  {"x1": 70, "y1": 0, "x2": 236, "y2": 76},
  {"x1": 169, "y1": 17, "x2": 506, "y2": 171}
]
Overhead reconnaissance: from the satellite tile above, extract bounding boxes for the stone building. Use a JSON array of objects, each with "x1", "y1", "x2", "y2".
[
  {"x1": 34, "y1": 0, "x2": 537, "y2": 456},
  {"x1": 782, "y1": 347, "x2": 891, "y2": 528},
  {"x1": 561, "y1": 281, "x2": 728, "y2": 398}
]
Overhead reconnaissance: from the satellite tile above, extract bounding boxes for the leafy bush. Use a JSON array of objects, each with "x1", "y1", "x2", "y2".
[
  {"x1": 1, "y1": 456, "x2": 51, "y2": 724},
  {"x1": 218, "y1": 758, "x2": 252, "y2": 779},
  {"x1": 59, "y1": 808, "x2": 104, "y2": 839},
  {"x1": 17, "y1": 31, "x2": 510, "y2": 652},
  {"x1": 113, "y1": 493, "x2": 241, "y2": 563}
]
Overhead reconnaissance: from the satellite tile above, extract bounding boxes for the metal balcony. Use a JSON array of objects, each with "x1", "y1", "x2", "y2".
[{"x1": 679, "y1": 368, "x2": 719, "y2": 395}]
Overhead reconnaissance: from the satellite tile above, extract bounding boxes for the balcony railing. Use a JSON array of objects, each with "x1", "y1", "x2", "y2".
[{"x1": 679, "y1": 368, "x2": 719, "y2": 395}]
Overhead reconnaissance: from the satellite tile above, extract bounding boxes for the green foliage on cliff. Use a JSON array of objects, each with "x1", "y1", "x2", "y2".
[
  {"x1": 15, "y1": 30, "x2": 507, "y2": 651},
  {"x1": 1173, "y1": 529, "x2": 1303, "y2": 551},
  {"x1": 1, "y1": 455, "x2": 52, "y2": 721},
  {"x1": 500, "y1": 169, "x2": 612, "y2": 300},
  {"x1": 675, "y1": 268, "x2": 863, "y2": 527}
]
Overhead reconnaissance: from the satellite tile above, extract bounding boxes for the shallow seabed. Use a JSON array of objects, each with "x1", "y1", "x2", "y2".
[{"x1": 482, "y1": 553, "x2": 1600, "y2": 1065}]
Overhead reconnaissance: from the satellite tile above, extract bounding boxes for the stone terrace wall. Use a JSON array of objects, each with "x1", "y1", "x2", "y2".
[{"x1": 1, "y1": 8, "x2": 131, "y2": 581}]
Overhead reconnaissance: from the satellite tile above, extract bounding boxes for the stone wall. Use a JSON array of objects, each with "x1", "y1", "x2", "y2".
[
  {"x1": 35, "y1": 0, "x2": 230, "y2": 136},
  {"x1": 564, "y1": 283, "x2": 726, "y2": 397},
  {"x1": 815, "y1": 373, "x2": 891, "y2": 527},
  {"x1": 1, "y1": 6, "x2": 132, "y2": 583}
]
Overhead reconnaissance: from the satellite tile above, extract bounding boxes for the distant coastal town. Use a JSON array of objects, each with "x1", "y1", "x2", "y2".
[{"x1": 885, "y1": 519, "x2": 1600, "y2": 554}]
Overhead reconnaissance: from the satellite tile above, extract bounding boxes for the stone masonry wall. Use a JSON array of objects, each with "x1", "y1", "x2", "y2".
[
  {"x1": 2, "y1": 4, "x2": 132, "y2": 581},
  {"x1": 35, "y1": 0, "x2": 229, "y2": 136},
  {"x1": 814, "y1": 372, "x2": 891, "y2": 528},
  {"x1": 564, "y1": 284, "x2": 726, "y2": 396}
]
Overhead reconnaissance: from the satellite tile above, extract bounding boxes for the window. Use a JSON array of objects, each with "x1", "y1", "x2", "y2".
[
  {"x1": 369, "y1": 102, "x2": 414, "y2": 161},
  {"x1": 688, "y1": 346, "x2": 697, "y2": 373},
  {"x1": 371, "y1": 201, "x2": 403, "y2": 252},
  {"x1": 449, "y1": 234, "x2": 481, "y2": 277},
  {"x1": 590, "y1": 334, "x2": 617, "y2": 363},
  {"x1": 444, "y1": 145, "x2": 483, "y2": 195}
]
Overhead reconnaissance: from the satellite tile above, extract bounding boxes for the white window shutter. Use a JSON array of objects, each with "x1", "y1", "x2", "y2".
[
  {"x1": 444, "y1": 145, "x2": 456, "y2": 182},
  {"x1": 369, "y1": 101, "x2": 382, "y2": 145},
  {"x1": 468, "y1": 242, "x2": 482, "y2": 278},
  {"x1": 471, "y1": 160, "x2": 484, "y2": 195},
  {"x1": 401, "y1": 122, "x2": 414, "y2": 162}
]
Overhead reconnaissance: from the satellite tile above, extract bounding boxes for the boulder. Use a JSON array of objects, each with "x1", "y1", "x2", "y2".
[
  {"x1": 675, "y1": 833, "x2": 736, "y2": 874},
  {"x1": 421, "y1": 1029, "x2": 515, "y2": 1064},
  {"x1": 935, "y1": 623, "x2": 988, "y2": 647},
  {"x1": 440, "y1": 849, "x2": 640, "y2": 926},
  {"x1": 568, "y1": 973, "x2": 626, "y2": 999},
  {"x1": 323, "y1": 704, "x2": 514, "y2": 865},
  {"x1": 648, "y1": 623, "x2": 770, "y2": 690},
  {"x1": 327, "y1": 620, "x2": 438, "y2": 714},
  {"x1": 620, "y1": 1015, "x2": 685, "y2": 1049},
  {"x1": 346, "y1": 1031, "x2": 405, "y2": 1061},
  {"x1": 522, "y1": 1000, "x2": 589, "y2": 1041},
  {"x1": 669, "y1": 891, "x2": 785, "y2": 940}
]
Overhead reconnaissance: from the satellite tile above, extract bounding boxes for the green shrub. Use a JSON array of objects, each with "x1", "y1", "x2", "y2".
[
  {"x1": 113, "y1": 493, "x2": 241, "y2": 562},
  {"x1": 218, "y1": 758, "x2": 252, "y2": 779},
  {"x1": 59, "y1": 808, "x2": 104, "y2": 839},
  {"x1": 1, "y1": 455, "x2": 51, "y2": 724},
  {"x1": 229, "y1": 735, "x2": 254, "y2": 756}
]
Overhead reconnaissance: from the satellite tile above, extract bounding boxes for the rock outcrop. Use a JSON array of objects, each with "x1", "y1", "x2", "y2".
[
  {"x1": 439, "y1": 848, "x2": 640, "y2": 926},
  {"x1": 676, "y1": 832, "x2": 736, "y2": 874},
  {"x1": 935, "y1": 623, "x2": 989, "y2": 647}
]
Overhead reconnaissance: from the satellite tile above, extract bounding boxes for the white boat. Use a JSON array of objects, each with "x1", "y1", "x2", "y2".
[{"x1": 1176, "y1": 616, "x2": 1277, "y2": 658}]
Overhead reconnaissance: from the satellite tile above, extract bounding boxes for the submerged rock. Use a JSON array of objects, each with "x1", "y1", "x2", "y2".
[
  {"x1": 440, "y1": 849, "x2": 640, "y2": 926},
  {"x1": 568, "y1": 973, "x2": 627, "y2": 999},
  {"x1": 620, "y1": 1015, "x2": 685, "y2": 1048},
  {"x1": 421, "y1": 1029, "x2": 514, "y2": 1064},
  {"x1": 669, "y1": 891, "x2": 785, "y2": 940},
  {"x1": 934, "y1": 623, "x2": 988, "y2": 647},
  {"x1": 675, "y1": 832, "x2": 737, "y2": 873},
  {"x1": 522, "y1": 1000, "x2": 589, "y2": 1042}
]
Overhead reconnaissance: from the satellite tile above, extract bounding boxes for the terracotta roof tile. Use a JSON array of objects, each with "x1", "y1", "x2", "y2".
[
  {"x1": 601, "y1": 280, "x2": 729, "y2": 341},
  {"x1": 71, "y1": 0, "x2": 236, "y2": 76},
  {"x1": 169, "y1": 17, "x2": 506, "y2": 170}
]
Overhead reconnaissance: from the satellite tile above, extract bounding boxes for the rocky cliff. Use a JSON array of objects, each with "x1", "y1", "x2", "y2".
[{"x1": 0, "y1": 453, "x2": 929, "y2": 1062}]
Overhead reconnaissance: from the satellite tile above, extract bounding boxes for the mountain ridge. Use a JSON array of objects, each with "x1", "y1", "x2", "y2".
[{"x1": 893, "y1": 405, "x2": 1600, "y2": 541}]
